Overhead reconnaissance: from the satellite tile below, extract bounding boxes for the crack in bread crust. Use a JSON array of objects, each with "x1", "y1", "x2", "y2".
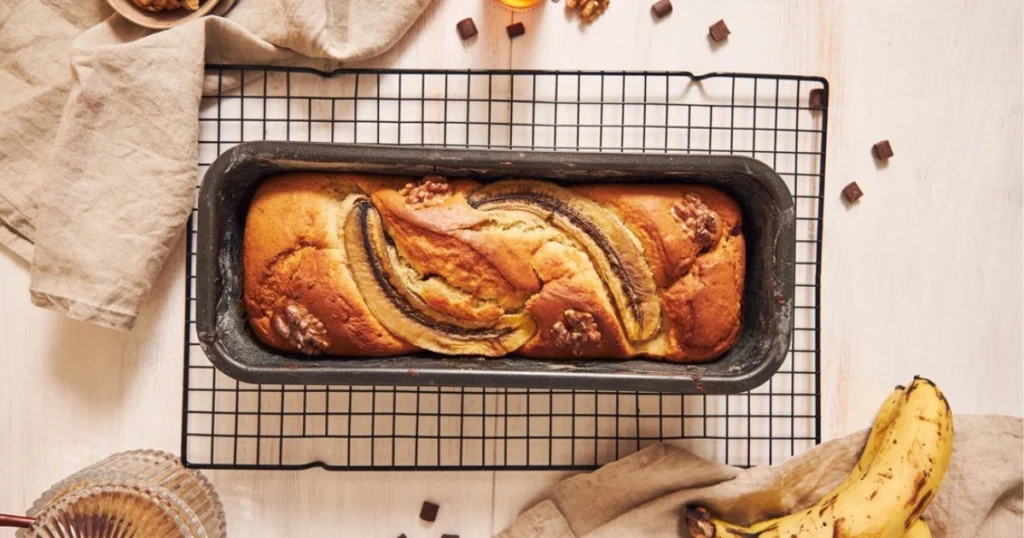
[
  {"x1": 355, "y1": 200, "x2": 517, "y2": 340},
  {"x1": 467, "y1": 180, "x2": 662, "y2": 343}
]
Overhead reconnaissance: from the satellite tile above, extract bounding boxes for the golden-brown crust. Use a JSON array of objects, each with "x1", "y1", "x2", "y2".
[
  {"x1": 519, "y1": 237, "x2": 630, "y2": 358},
  {"x1": 242, "y1": 173, "x2": 745, "y2": 362},
  {"x1": 371, "y1": 183, "x2": 528, "y2": 315},
  {"x1": 573, "y1": 184, "x2": 744, "y2": 361},
  {"x1": 243, "y1": 173, "x2": 415, "y2": 356},
  {"x1": 661, "y1": 233, "x2": 745, "y2": 360}
]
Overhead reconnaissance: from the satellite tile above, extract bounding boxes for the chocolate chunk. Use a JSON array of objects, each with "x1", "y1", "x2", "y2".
[
  {"x1": 397, "y1": 535, "x2": 407, "y2": 538},
  {"x1": 441, "y1": 535, "x2": 460, "y2": 538},
  {"x1": 456, "y1": 18, "x2": 478, "y2": 40},
  {"x1": 651, "y1": 0, "x2": 672, "y2": 18},
  {"x1": 506, "y1": 22, "x2": 526, "y2": 38},
  {"x1": 842, "y1": 182, "x2": 864, "y2": 203},
  {"x1": 709, "y1": 19, "x2": 730, "y2": 42},
  {"x1": 419, "y1": 501, "x2": 440, "y2": 522},
  {"x1": 809, "y1": 88, "x2": 825, "y2": 110},
  {"x1": 873, "y1": 140, "x2": 894, "y2": 160}
]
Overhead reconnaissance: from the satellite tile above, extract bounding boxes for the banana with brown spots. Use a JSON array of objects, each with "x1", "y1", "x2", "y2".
[{"x1": 686, "y1": 377, "x2": 953, "y2": 538}]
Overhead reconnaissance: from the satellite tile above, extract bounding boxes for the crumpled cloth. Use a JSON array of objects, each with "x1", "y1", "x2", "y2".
[
  {"x1": 0, "y1": 0, "x2": 430, "y2": 329},
  {"x1": 497, "y1": 415, "x2": 1023, "y2": 538}
]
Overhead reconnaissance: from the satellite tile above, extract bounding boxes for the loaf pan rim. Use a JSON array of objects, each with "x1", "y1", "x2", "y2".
[{"x1": 197, "y1": 141, "x2": 796, "y2": 394}]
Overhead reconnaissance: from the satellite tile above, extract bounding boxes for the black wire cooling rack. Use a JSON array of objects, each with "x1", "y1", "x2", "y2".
[{"x1": 182, "y1": 66, "x2": 827, "y2": 471}]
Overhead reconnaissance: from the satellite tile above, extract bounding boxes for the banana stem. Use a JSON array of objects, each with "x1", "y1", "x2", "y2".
[{"x1": 684, "y1": 506, "x2": 717, "y2": 538}]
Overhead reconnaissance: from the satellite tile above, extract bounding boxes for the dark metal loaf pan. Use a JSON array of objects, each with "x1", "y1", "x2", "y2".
[{"x1": 197, "y1": 142, "x2": 794, "y2": 393}]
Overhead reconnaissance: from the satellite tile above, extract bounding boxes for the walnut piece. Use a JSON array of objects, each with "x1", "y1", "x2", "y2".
[
  {"x1": 271, "y1": 304, "x2": 330, "y2": 355},
  {"x1": 399, "y1": 176, "x2": 452, "y2": 209},
  {"x1": 131, "y1": 0, "x2": 198, "y2": 11},
  {"x1": 672, "y1": 194, "x2": 720, "y2": 251},
  {"x1": 551, "y1": 309, "x2": 602, "y2": 355},
  {"x1": 566, "y1": 0, "x2": 610, "y2": 23},
  {"x1": 580, "y1": 0, "x2": 609, "y2": 21}
]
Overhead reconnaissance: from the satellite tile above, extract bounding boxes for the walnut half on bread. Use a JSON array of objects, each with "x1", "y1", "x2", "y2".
[{"x1": 242, "y1": 173, "x2": 745, "y2": 362}]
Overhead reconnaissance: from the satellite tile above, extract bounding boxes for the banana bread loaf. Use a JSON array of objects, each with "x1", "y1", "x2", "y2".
[{"x1": 242, "y1": 173, "x2": 745, "y2": 362}]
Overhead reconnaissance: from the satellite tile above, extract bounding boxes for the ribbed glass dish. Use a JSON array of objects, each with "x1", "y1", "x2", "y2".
[
  {"x1": 19, "y1": 483, "x2": 200, "y2": 538},
  {"x1": 17, "y1": 450, "x2": 225, "y2": 538}
]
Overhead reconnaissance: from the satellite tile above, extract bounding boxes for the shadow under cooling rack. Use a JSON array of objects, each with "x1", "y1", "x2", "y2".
[{"x1": 182, "y1": 66, "x2": 827, "y2": 471}]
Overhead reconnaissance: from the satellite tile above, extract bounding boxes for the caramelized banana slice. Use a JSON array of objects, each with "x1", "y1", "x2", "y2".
[
  {"x1": 344, "y1": 199, "x2": 537, "y2": 356},
  {"x1": 467, "y1": 180, "x2": 661, "y2": 341}
]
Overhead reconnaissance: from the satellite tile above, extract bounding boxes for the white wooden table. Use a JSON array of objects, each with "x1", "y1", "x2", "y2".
[{"x1": 1, "y1": 1, "x2": 1021, "y2": 536}]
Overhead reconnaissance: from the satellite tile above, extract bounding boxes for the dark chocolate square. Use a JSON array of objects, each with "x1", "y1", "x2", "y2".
[
  {"x1": 441, "y1": 535, "x2": 460, "y2": 538},
  {"x1": 456, "y1": 18, "x2": 478, "y2": 40},
  {"x1": 709, "y1": 19, "x2": 730, "y2": 42},
  {"x1": 651, "y1": 0, "x2": 672, "y2": 18},
  {"x1": 419, "y1": 501, "x2": 440, "y2": 522},
  {"x1": 506, "y1": 22, "x2": 526, "y2": 39},
  {"x1": 809, "y1": 88, "x2": 825, "y2": 110},
  {"x1": 872, "y1": 140, "x2": 894, "y2": 160},
  {"x1": 842, "y1": 182, "x2": 864, "y2": 203}
]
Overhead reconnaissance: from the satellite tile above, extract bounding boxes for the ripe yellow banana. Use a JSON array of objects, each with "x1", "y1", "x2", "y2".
[
  {"x1": 687, "y1": 377, "x2": 953, "y2": 538},
  {"x1": 852, "y1": 384, "x2": 907, "y2": 477},
  {"x1": 707, "y1": 385, "x2": 908, "y2": 536}
]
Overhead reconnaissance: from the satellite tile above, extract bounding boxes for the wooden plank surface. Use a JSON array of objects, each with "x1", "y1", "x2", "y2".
[{"x1": 1, "y1": 1, "x2": 1021, "y2": 537}]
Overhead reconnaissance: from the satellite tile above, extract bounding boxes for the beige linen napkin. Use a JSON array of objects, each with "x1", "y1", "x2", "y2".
[
  {"x1": 0, "y1": 0, "x2": 430, "y2": 329},
  {"x1": 498, "y1": 415, "x2": 1024, "y2": 538}
]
